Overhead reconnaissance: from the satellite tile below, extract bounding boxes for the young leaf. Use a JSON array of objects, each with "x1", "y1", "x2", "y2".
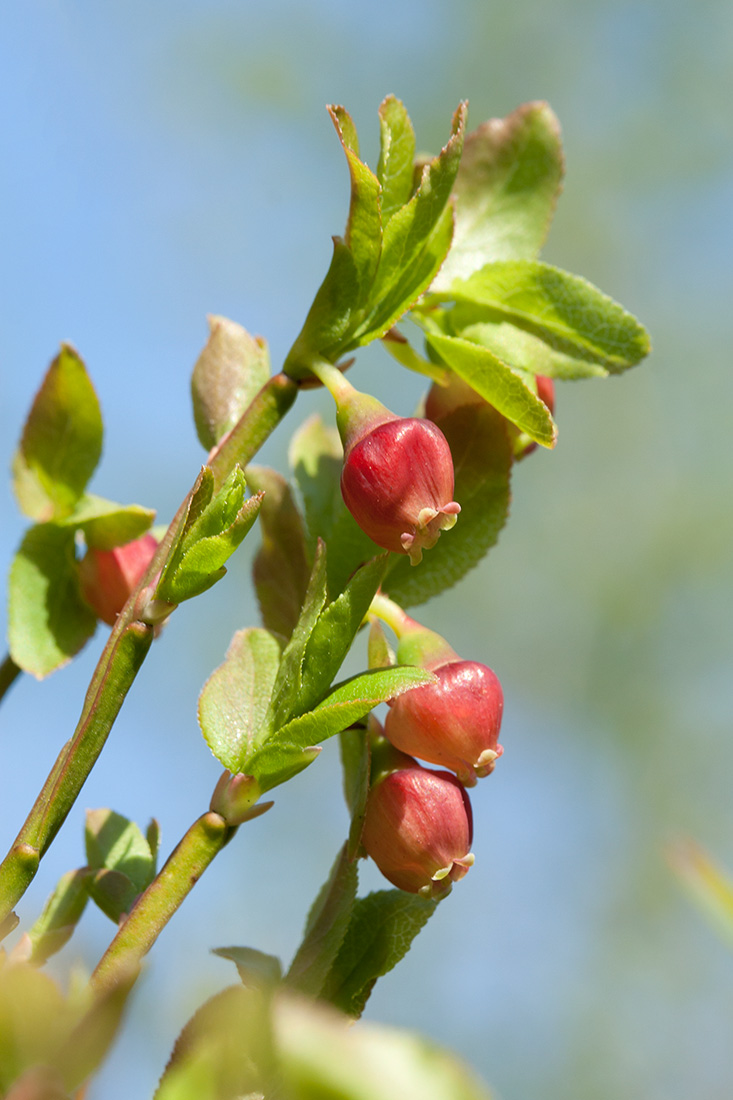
[
  {"x1": 85, "y1": 809, "x2": 157, "y2": 894},
  {"x1": 8, "y1": 524, "x2": 97, "y2": 678},
  {"x1": 454, "y1": 316, "x2": 610, "y2": 380},
  {"x1": 269, "y1": 666, "x2": 435, "y2": 753},
  {"x1": 24, "y1": 868, "x2": 91, "y2": 966},
  {"x1": 213, "y1": 946, "x2": 283, "y2": 988},
  {"x1": 246, "y1": 466, "x2": 311, "y2": 638},
  {"x1": 377, "y1": 95, "x2": 416, "y2": 225},
  {"x1": 320, "y1": 889, "x2": 437, "y2": 1017},
  {"x1": 283, "y1": 236, "x2": 361, "y2": 378},
  {"x1": 61, "y1": 494, "x2": 156, "y2": 550},
  {"x1": 424, "y1": 329, "x2": 557, "y2": 446},
  {"x1": 385, "y1": 402, "x2": 512, "y2": 607},
  {"x1": 156, "y1": 467, "x2": 263, "y2": 603},
  {"x1": 339, "y1": 723, "x2": 371, "y2": 859},
  {"x1": 438, "y1": 260, "x2": 651, "y2": 373},
  {"x1": 289, "y1": 414, "x2": 345, "y2": 556},
  {"x1": 276, "y1": 994, "x2": 495, "y2": 1100},
  {"x1": 381, "y1": 327, "x2": 450, "y2": 384},
  {"x1": 198, "y1": 628, "x2": 284, "y2": 774},
  {"x1": 12, "y1": 345, "x2": 103, "y2": 521},
  {"x1": 286, "y1": 844, "x2": 358, "y2": 997},
  {"x1": 297, "y1": 555, "x2": 388, "y2": 715},
  {"x1": 85, "y1": 808, "x2": 157, "y2": 923},
  {"x1": 264, "y1": 541, "x2": 329, "y2": 733},
  {"x1": 329, "y1": 105, "x2": 383, "y2": 297},
  {"x1": 356, "y1": 102, "x2": 467, "y2": 342},
  {"x1": 433, "y1": 101, "x2": 564, "y2": 289},
  {"x1": 191, "y1": 315, "x2": 271, "y2": 451}
]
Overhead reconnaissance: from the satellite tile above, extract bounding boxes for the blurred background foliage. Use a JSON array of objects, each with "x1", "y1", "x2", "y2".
[{"x1": 1, "y1": 1, "x2": 732, "y2": 1097}]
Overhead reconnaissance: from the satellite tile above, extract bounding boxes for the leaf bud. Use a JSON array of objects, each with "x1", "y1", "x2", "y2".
[
  {"x1": 78, "y1": 533, "x2": 158, "y2": 625},
  {"x1": 209, "y1": 770, "x2": 273, "y2": 827},
  {"x1": 362, "y1": 758, "x2": 474, "y2": 899}
]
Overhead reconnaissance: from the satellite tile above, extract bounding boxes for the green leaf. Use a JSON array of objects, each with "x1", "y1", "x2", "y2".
[
  {"x1": 437, "y1": 260, "x2": 651, "y2": 373},
  {"x1": 434, "y1": 101, "x2": 564, "y2": 289},
  {"x1": 453, "y1": 315, "x2": 610, "y2": 381},
  {"x1": 321, "y1": 890, "x2": 437, "y2": 1018},
  {"x1": 8, "y1": 523, "x2": 97, "y2": 678},
  {"x1": 12, "y1": 344, "x2": 103, "y2": 521},
  {"x1": 356, "y1": 102, "x2": 467, "y2": 342},
  {"x1": 289, "y1": 414, "x2": 344, "y2": 557},
  {"x1": 198, "y1": 628, "x2": 284, "y2": 774},
  {"x1": 191, "y1": 315, "x2": 271, "y2": 450},
  {"x1": 277, "y1": 994, "x2": 495, "y2": 1100},
  {"x1": 288, "y1": 414, "x2": 382, "y2": 595},
  {"x1": 270, "y1": 666, "x2": 435, "y2": 754},
  {"x1": 61, "y1": 494, "x2": 156, "y2": 550},
  {"x1": 85, "y1": 809, "x2": 156, "y2": 893},
  {"x1": 246, "y1": 466, "x2": 311, "y2": 638},
  {"x1": 424, "y1": 329, "x2": 557, "y2": 446},
  {"x1": 339, "y1": 724, "x2": 371, "y2": 859},
  {"x1": 284, "y1": 236, "x2": 361, "y2": 378},
  {"x1": 329, "y1": 105, "x2": 383, "y2": 296},
  {"x1": 298, "y1": 555, "x2": 388, "y2": 714},
  {"x1": 25, "y1": 868, "x2": 91, "y2": 966},
  {"x1": 156, "y1": 466, "x2": 263, "y2": 603},
  {"x1": 213, "y1": 946, "x2": 283, "y2": 987},
  {"x1": 264, "y1": 541, "x2": 329, "y2": 733},
  {"x1": 286, "y1": 844, "x2": 358, "y2": 997},
  {"x1": 386, "y1": 402, "x2": 513, "y2": 607},
  {"x1": 85, "y1": 808, "x2": 157, "y2": 922},
  {"x1": 377, "y1": 95, "x2": 416, "y2": 225}
]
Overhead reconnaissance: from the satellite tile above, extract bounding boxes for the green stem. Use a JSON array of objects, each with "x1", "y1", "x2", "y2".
[
  {"x1": 90, "y1": 811, "x2": 232, "y2": 996},
  {"x1": 368, "y1": 592, "x2": 411, "y2": 637},
  {"x1": 0, "y1": 654, "x2": 21, "y2": 705},
  {"x1": 0, "y1": 372, "x2": 298, "y2": 930}
]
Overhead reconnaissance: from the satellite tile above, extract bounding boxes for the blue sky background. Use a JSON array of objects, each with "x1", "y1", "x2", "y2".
[{"x1": 2, "y1": 2, "x2": 733, "y2": 1097}]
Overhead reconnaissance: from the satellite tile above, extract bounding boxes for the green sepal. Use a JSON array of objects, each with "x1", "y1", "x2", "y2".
[
  {"x1": 156, "y1": 466, "x2": 263, "y2": 603},
  {"x1": 12, "y1": 344, "x2": 103, "y2": 522},
  {"x1": 430, "y1": 260, "x2": 651, "y2": 375},
  {"x1": 213, "y1": 946, "x2": 283, "y2": 988},
  {"x1": 24, "y1": 868, "x2": 91, "y2": 966},
  {"x1": 59, "y1": 494, "x2": 156, "y2": 550},
  {"x1": 246, "y1": 466, "x2": 311, "y2": 638},
  {"x1": 191, "y1": 316, "x2": 271, "y2": 450},
  {"x1": 423, "y1": 328, "x2": 557, "y2": 447},
  {"x1": 84, "y1": 808, "x2": 158, "y2": 924},
  {"x1": 198, "y1": 628, "x2": 284, "y2": 774},
  {"x1": 434, "y1": 100, "x2": 564, "y2": 289},
  {"x1": 8, "y1": 523, "x2": 97, "y2": 678},
  {"x1": 377, "y1": 95, "x2": 416, "y2": 225},
  {"x1": 385, "y1": 401, "x2": 513, "y2": 607},
  {"x1": 320, "y1": 889, "x2": 437, "y2": 1018},
  {"x1": 286, "y1": 844, "x2": 358, "y2": 997}
]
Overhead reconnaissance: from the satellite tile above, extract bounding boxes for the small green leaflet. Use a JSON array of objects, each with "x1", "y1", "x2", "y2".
[
  {"x1": 191, "y1": 316, "x2": 271, "y2": 450},
  {"x1": 12, "y1": 344, "x2": 103, "y2": 522}
]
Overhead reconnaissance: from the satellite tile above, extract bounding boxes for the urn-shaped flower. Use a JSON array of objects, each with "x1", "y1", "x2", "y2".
[
  {"x1": 362, "y1": 756, "x2": 474, "y2": 899},
  {"x1": 79, "y1": 533, "x2": 158, "y2": 625}
]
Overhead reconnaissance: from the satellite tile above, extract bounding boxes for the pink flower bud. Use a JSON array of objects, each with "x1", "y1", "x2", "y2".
[
  {"x1": 362, "y1": 760, "x2": 474, "y2": 898},
  {"x1": 384, "y1": 659, "x2": 504, "y2": 787},
  {"x1": 341, "y1": 417, "x2": 461, "y2": 564},
  {"x1": 78, "y1": 533, "x2": 158, "y2": 625}
]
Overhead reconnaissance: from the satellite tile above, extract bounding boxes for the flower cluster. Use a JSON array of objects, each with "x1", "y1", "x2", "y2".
[{"x1": 360, "y1": 595, "x2": 504, "y2": 899}]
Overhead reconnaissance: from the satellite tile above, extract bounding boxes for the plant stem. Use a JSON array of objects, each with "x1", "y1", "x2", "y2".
[
  {"x1": 368, "y1": 592, "x2": 411, "y2": 637},
  {"x1": 0, "y1": 372, "x2": 298, "y2": 929},
  {"x1": 90, "y1": 811, "x2": 232, "y2": 996},
  {"x1": 0, "y1": 653, "x2": 21, "y2": 705}
]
